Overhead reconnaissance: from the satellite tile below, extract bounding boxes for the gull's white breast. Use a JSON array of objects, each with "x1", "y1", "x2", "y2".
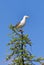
[{"x1": 19, "y1": 18, "x2": 26, "y2": 27}]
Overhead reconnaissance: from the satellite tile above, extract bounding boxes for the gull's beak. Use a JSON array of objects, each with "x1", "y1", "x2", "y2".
[
  {"x1": 27, "y1": 16, "x2": 29, "y2": 18},
  {"x1": 28, "y1": 16, "x2": 30, "y2": 18}
]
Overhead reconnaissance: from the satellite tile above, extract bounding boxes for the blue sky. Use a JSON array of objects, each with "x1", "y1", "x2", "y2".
[{"x1": 0, "y1": 0, "x2": 44, "y2": 65}]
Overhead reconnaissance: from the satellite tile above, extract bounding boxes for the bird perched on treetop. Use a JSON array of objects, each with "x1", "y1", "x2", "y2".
[{"x1": 14, "y1": 15, "x2": 29, "y2": 29}]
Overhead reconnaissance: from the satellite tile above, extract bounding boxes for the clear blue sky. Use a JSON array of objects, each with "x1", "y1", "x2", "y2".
[{"x1": 0, "y1": 0, "x2": 44, "y2": 65}]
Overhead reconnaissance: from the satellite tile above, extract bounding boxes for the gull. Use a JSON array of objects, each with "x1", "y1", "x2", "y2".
[{"x1": 14, "y1": 15, "x2": 29, "y2": 29}]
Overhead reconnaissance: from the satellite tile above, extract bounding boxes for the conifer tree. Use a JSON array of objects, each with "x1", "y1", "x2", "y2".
[{"x1": 6, "y1": 24, "x2": 44, "y2": 65}]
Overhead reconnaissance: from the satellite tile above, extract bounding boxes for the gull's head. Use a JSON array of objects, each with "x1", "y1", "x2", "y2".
[{"x1": 24, "y1": 15, "x2": 29, "y2": 19}]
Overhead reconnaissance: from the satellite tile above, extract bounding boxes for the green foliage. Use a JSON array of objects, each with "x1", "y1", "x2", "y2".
[
  {"x1": 6, "y1": 24, "x2": 44, "y2": 65},
  {"x1": 34, "y1": 57, "x2": 44, "y2": 62}
]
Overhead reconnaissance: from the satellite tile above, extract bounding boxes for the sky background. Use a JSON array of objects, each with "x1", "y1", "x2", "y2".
[{"x1": 0, "y1": 0, "x2": 44, "y2": 65}]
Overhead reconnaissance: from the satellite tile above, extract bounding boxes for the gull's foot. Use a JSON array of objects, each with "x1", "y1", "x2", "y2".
[{"x1": 19, "y1": 29, "x2": 23, "y2": 32}]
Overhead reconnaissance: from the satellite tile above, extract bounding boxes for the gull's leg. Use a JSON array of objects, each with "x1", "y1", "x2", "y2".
[{"x1": 19, "y1": 28, "x2": 24, "y2": 33}]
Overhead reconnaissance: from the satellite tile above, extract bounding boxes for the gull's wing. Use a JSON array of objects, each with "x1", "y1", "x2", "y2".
[{"x1": 14, "y1": 22, "x2": 20, "y2": 27}]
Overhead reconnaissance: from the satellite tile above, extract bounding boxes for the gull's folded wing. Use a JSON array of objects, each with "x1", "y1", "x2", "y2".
[{"x1": 15, "y1": 22, "x2": 20, "y2": 27}]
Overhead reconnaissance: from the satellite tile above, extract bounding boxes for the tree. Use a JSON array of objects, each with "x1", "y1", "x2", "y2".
[
  {"x1": 42, "y1": 63, "x2": 44, "y2": 65},
  {"x1": 6, "y1": 24, "x2": 44, "y2": 65}
]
